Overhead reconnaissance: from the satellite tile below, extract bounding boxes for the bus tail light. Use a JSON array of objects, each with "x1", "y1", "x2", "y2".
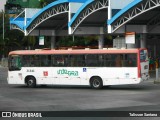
[{"x1": 138, "y1": 69, "x2": 141, "y2": 78}]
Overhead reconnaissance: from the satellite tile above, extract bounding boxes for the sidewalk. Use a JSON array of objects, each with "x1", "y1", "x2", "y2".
[
  {"x1": 149, "y1": 70, "x2": 155, "y2": 80},
  {"x1": 149, "y1": 70, "x2": 160, "y2": 84},
  {"x1": 0, "y1": 64, "x2": 7, "y2": 68},
  {"x1": 0, "y1": 58, "x2": 8, "y2": 67}
]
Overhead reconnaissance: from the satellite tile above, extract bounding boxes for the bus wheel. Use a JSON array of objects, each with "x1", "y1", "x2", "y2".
[
  {"x1": 26, "y1": 77, "x2": 36, "y2": 88},
  {"x1": 90, "y1": 77, "x2": 103, "y2": 89}
]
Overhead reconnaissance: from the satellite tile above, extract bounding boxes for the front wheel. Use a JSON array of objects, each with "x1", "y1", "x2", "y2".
[
  {"x1": 26, "y1": 77, "x2": 36, "y2": 88},
  {"x1": 90, "y1": 77, "x2": 103, "y2": 89}
]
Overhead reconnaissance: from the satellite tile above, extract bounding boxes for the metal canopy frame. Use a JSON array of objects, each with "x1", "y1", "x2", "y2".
[
  {"x1": 26, "y1": 3, "x2": 69, "y2": 35},
  {"x1": 111, "y1": 0, "x2": 160, "y2": 33},
  {"x1": 10, "y1": 24, "x2": 25, "y2": 33},
  {"x1": 10, "y1": 9, "x2": 25, "y2": 32},
  {"x1": 70, "y1": 0, "x2": 108, "y2": 34}
]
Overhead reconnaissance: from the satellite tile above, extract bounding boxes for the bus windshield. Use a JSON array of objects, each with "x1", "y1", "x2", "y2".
[{"x1": 9, "y1": 55, "x2": 22, "y2": 71}]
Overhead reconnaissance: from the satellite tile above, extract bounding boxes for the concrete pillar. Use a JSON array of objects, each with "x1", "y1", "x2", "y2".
[
  {"x1": 136, "y1": 37, "x2": 140, "y2": 48},
  {"x1": 51, "y1": 36, "x2": 56, "y2": 49},
  {"x1": 140, "y1": 34, "x2": 146, "y2": 48},
  {"x1": 98, "y1": 35, "x2": 104, "y2": 49}
]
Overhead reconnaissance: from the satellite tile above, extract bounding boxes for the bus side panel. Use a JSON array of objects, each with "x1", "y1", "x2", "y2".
[
  {"x1": 14, "y1": 67, "x2": 142, "y2": 86},
  {"x1": 86, "y1": 67, "x2": 140, "y2": 86},
  {"x1": 86, "y1": 68, "x2": 121, "y2": 85},
  {"x1": 34, "y1": 67, "x2": 53, "y2": 85},
  {"x1": 54, "y1": 67, "x2": 87, "y2": 85},
  {"x1": 104, "y1": 68, "x2": 139, "y2": 85},
  {"x1": 22, "y1": 67, "x2": 38, "y2": 84},
  {"x1": 120, "y1": 67, "x2": 140, "y2": 84},
  {"x1": 23, "y1": 67, "x2": 61, "y2": 85},
  {"x1": 22, "y1": 67, "x2": 87, "y2": 86}
]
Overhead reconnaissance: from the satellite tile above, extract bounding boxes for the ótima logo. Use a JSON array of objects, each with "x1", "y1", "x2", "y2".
[{"x1": 2, "y1": 112, "x2": 11, "y2": 117}]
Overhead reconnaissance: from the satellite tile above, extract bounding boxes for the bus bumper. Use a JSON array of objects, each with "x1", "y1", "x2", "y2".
[{"x1": 141, "y1": 73, "x2": 150, "y2": 81}]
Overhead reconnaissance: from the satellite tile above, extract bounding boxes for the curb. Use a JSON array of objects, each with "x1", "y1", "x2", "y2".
[{"x1": 154, "y1": 81, "x2": 160, "y2": 84}]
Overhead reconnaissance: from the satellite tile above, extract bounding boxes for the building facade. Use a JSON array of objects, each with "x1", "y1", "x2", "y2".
[{"x1": 5, "y1": 0, "x2": 41, "y2": 14}]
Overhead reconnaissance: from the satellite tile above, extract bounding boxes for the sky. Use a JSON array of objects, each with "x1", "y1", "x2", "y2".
[{"x1": 0, "y1": 0, "x2": 6, "y2": 11}]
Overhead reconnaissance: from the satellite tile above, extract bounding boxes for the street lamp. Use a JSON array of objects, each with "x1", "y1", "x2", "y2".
[
  {"x1": 3, "y1": 10, "x2": 4, "y2": 40},
  {"x1": 1, "y1": 10, "x2": 5, "y2": 59}
]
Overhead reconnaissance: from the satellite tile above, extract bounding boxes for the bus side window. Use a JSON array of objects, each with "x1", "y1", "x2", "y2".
[
  {"x1": 69, "y1": 55, "x2": 74, "y2": 67},
  {"x1": 98, "y1": 55, "x2": 104, "y2": 67},
  {"x1": 129, "y1": 54, "x2": 137, "y2": 67},
  {"x1": 30, "y1": 56, "x2": 37, "y2": 67},
  {"x1": 115, "y1": 55, "x2": 122, "y2": 67},
  {"x1": 52, "y1": 55, "x2": 56, "y2": 66},
  {"x1": 86, "y1": 54, "x2": 99, "y2": 67},
  {"x1": 56, "y1": 55, "x2": 64, "y2": 66},
  {"x1": 104, "y1": 54, "x2": 110, "y2": 67},
  {"x1": 34, "y1": 55, "x2": 41, "y2": 67},
  {"x1": 110, "y1": 54, "x2": 116, "y2": 67},
  {"x1": 41, "y1": 55, "x2": 51, "y2": 67},
  {"x1": 52, "y1": 55, "x2": 68, "y2": 67},
  {"x1": 123, "y1": 54, "x2": 137, "y2": 67},
  {"x1": 68, "y1": 55, "x2": 82, "y2": 67},
  {"x1": 22, "y1": 55, "x2": 33, "y2": 67}
]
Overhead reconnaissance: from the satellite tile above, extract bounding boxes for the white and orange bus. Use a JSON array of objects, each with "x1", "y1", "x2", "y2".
[{"x1": 7, "y1": 48, "x2": 149, "y2": 89}]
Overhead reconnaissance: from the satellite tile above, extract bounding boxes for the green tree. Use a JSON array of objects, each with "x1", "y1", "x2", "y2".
[
  {"x1": 0, "y1": 11, "x2": 24, "y2": 57},
  {"x1": 56, "y1": 36, "x2": 99, "y2": 48},
  {"x1": 22, "y1": 36, "x2": 36, "y2": 50},
  {"x1": 39, "y1": 0, "x2": 57, "y2": 7},
  {"x1": 39, "y1": 0, "x2": 47, "y2": 7}
]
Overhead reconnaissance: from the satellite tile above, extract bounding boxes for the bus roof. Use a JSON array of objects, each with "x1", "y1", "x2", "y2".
[{"x1": 9, "y1": 49, "x2": 144, "y2": 56}]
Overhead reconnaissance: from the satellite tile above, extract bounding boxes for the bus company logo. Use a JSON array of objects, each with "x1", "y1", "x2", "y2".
[
  {"x1": 2, "y1": 112, "x2": 11, "y2": 117},
  {"x1": 43, "y1": 71, "x2": 48, "y2": 76},
  {"x1": 57, "y1": 69, "x2": 78, "y2": 76}
]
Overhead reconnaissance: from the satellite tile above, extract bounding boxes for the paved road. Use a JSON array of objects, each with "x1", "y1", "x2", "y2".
[{"x1": 0, "y1": 67, "x2": 160, "y2": 120}]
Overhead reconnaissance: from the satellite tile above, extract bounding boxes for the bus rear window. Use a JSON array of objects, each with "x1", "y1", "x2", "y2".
[{"x1": 140, "y1": 50, "x2": 148, "y2": 62}]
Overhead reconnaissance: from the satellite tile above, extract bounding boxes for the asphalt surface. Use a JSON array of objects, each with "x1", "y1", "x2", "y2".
[{"x1": 0, "y1": 67, "x2": 160, "y2": 120}]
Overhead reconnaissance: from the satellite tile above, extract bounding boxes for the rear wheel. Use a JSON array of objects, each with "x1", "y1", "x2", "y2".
[
  {"x1": 90, "y1": 77, "x2": 103, "y2": 89},
  {"x1": 26, "y1": 77, "x2": 36, "y2": 88}
]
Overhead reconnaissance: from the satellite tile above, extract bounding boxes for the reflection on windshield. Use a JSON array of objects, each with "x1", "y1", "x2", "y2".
[{"x1": 9, "y1": 55, "x2": 21, "y2": 71}]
